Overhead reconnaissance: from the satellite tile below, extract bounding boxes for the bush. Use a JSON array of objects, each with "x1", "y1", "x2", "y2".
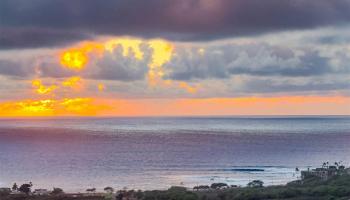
[
  {"x1": 278, "y1": 188, "x2": 302, "y2": 198},
  {"x1": 210, "y1": 183, "x2": 228, "y2": 189},
  {"x1": 234, "y1": 189, "x2": 266, "y2": 200},
  {"x1": 168, "y1": 186, "x2": 187, "y2": 193},
  {"x1": 247, "y1": 180, "x2": 264, "y2": 188},
  {"x1": 142, "y1": 187, "x2": 198, "y2": 200}
]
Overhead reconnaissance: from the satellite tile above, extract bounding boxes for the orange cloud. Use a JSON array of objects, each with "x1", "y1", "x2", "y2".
[
  {"x1": 62, "y1": 76, "x2": 84, "y2": 90},
  {"x1": 178, "y1": 82, "x2": 200, "y2": 94},
  {"x1": 59, "y1": 42, "x2": 104, "y2": 71},
  {"x1": 1, "y1": 96, "x2": 349, "y2": 117},
  {"x1": 104, "y1": 38, "x2": 143, "y2": 60},
  {"x1": 60, "y1": 49, "x2": 89, "y2": 70},
  {"x1": 0, "y1": 98, "x2": 110, "y2": 117},
  {"x1": 147, "y1": 39, "x2": 174, "y2": 86},
  {"x1": 59, "y1": 37, "x2": 196, "y2": 94},
  {"x1": 32, "y1": 79, "x2": 58, "y2": 95},
  {"x1": 98, "y1": 83, "x2": 105, "y2": 91}
]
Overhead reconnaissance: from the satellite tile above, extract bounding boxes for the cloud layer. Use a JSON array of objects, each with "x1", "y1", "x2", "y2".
[
  {"x1": 1, "y1": 33, "x2": 349, "y2": 98},
  {"x1": 166, "y1": 43, "x2": 349, "y2": 80},
  {"x1": 1, "y1": 0, "x2": 350, "y2": 49}
]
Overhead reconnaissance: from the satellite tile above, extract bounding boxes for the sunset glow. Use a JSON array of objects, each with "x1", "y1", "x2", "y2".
[
  {"x1": 60, "y1": 49, "x2": 89, "y2": 70},
  {"x1": 62, "y1": 76, "x2": 83, "y2": 90},
  {"x1": 2, "y1": 2, "x2": 350, "y2": 196},
  {"x1": 1, "y1": 1, "x2": 349, "y2": 117},
  {"x1": 0, "y1": 98, "x2": 109, "y2": 117},
  {"x1": 0, "y1": 96, "x2": 348, "y2": 117},
  {"x1": 32, "y1": 79, "x2": 58, "y2": 95}
]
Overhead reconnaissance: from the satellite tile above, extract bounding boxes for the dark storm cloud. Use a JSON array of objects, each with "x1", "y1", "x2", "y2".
[
  {"x1": 0, "y1": 28, "x2": 93, "y2": 49},
  {"x1": 1, "y1": 0, "x2": 350, "y2": 49}
]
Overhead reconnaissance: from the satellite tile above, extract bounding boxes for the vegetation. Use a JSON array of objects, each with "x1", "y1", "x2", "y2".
[
  {"x1": 12, "y1": 183, "x2": 18, "y2": 191},
  {"x1": 104, "y1": 187, "x2": 114, "y2": 193},
  {"x1": 143, "y1": 186, "x2": 198, "y2": 200},
  {"x1": 247, "y1": 180, "x2": 264, "y2": 188},
  {"x1": 2, "y1": 175, "x2": 350, "y2": 200},
  {"x1": 51, "y1": 188, "x2": 64, "y2": 195},
  {"x1": 18, "y1": 183, "x2": 32, "y2": 195},
  {"x1": 210, "y1": 183, "x2": 229, "y2": 189}
]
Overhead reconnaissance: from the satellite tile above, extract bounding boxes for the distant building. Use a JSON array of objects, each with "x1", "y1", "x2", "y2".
[{"x1": 301, "y1": 165, "x2": 349, "y2": 180}]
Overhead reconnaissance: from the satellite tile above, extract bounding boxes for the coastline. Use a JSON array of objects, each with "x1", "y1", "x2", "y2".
[
  {"x1": 0, "y1": 165, "x2": 303, "y2": 193},
  {"x1": 2, "y1": 173, "x2": 350, "y2": 200}
]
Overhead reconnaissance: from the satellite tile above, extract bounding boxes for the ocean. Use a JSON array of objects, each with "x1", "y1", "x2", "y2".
[{"x1": 0, "y1": 116, "x2": 349, "y2": 192}]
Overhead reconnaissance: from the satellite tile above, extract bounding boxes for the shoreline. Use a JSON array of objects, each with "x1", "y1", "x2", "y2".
[
  {"x1": 2, "y1": 174, "x2": 350, "y2": 200},
  {"x1": 0, "y1": 167, "x2": 302, "y2": 193}
]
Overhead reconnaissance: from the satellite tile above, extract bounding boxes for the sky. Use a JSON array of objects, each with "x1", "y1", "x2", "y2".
[{"x1": 0, "y1": 0, "x2": 350, "y2": 116}]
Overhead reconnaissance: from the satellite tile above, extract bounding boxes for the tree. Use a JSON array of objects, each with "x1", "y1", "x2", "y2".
[
  {"x1": 19, "y1": 183, "x2": 32, "y2": 195},
  {"x1": 247, "y1": 180, "x2": 264, "y2": 188},
  {"x1": 104, "y1": 186, "x2": 114, "y2": 193},
  {"x1": 104, "y1": 187, "x2": 114, "y2": 200},
  {"x1": 86, "y1": 188, "x2": 96, "y2": 193},
  {"x1": 210, "y1": 183, "x2": 228, "y2": 189},
  {"x1": 12, "y1": 183, "x2": 18, "y2": 191}
]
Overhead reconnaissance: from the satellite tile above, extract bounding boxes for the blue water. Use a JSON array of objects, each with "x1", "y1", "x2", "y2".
[{"x1": 0, "y1": 116, "x2": 349, "y2": 192}]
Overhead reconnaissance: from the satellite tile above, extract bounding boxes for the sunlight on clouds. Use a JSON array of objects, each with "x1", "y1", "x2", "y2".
[
  {"x1": 178, "y1": 82, "x2": 199, "y2": 94},
  {"x1": 62, "y1": 76, "x2": 83, "y2": 90},
  {"x1": 0, "y1": 98, "x2": 109, "y2": 117},
  {"x1": 32, "y1": 79, "x2": 58, "y2": 95},
  {"x1": 60, "y1": 42, "x2": 104, "y2": 71},
  {"x1": 58, "y1": 37, "x2": 197, "y2": 94},
  {"x1": 147, "y1": 39, "x2": 174, "y2": 86},
  {"x1": 104, "y1": 38, "x2": 144, "y2": 60},
  {"x1": 198, "y1": 48, "x2": 205, "y2": 55},
  {"x1": 60, "y1": 49, "x2": 89, "y2": 70},
  {"x1": 98, "y1": 83, "x2": 105, "y2": 91},
  {"x1": 0, "y1": 37, "x2": 203, "y2": 117},
  {"x1": 59, "y1": 98, "x2": 109, "y2": 115}
]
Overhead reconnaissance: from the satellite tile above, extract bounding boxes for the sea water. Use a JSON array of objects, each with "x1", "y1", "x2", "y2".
[{"x1": 0, "y1": 116, "x2": 349, "y2": 192}]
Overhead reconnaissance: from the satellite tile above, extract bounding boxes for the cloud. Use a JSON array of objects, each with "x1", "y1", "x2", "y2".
[
  {"x1": 86, "y1": 47, "x2": 149, "y2": 81},
  {"x1": 166, "y1": 43, "x2": 349, "y2": 80},
  {"x1": 1, "y1": 0, "x2": 350, "y2": 49},
  {"x1": 0, "y1": 59, "x2": 27, "y2": 77},
  {"x1": 0, "y1": 27, "x2": 92, "y2": 49},
  {"x1": 1, "y1": 35, "x2": 350, "y2": 98},
  {"x1": 238, "y1": 75, "x2": 350, "y2": 95}
]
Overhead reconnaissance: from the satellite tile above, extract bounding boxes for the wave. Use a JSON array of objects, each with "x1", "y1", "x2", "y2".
[{"x1": 219, "y1": 168, "x2": 265, "y2": 172}]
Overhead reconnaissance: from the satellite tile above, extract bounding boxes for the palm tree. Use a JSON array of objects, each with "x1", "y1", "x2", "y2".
[
  {"x1": 104, "y1": 187, "x2": 114, "y2": 193},
  {"x1": 322, "y1": 162, "x2": 326, "y2": 168}
]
